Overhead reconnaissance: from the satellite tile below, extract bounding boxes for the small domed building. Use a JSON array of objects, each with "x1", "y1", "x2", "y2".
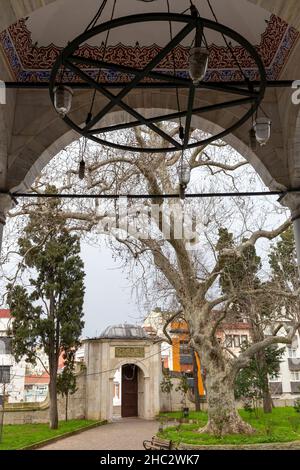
[{"x1": 83, "y1": 324, "x2": 162, "y2": 422}]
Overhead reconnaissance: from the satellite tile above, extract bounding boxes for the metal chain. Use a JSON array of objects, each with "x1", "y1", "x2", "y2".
[
  {"x1": 87, "y1": 0, "x2": 117, "y2": 122},
  {"x1": 166, "y1": 0, "x2": 182, "y2": 130},
  {"x1": 84, "y1": 0, "x2": 108, "y2": 32},
  {"x1": 205, "y1": 0, "x2": 248, "y2": 81}
]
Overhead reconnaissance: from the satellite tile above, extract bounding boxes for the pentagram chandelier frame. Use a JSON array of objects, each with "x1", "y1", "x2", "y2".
[{"x1": 49, "y1": 12, "x2": 267, "y2": 153}]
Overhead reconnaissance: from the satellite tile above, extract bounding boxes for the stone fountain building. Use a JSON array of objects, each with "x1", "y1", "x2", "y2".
[{"x1": 83, "y1": 324, "x2": 161, "y2": 421}]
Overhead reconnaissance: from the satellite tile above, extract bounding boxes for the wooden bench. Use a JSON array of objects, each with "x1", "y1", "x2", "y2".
[{"x1": 143, "y1": 436, "x2": 174, "y2": 450}]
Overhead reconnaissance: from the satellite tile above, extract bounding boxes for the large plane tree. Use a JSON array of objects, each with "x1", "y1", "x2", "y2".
[{"x1": 5, "y1": 127, "x2": 299, "y2": 435}]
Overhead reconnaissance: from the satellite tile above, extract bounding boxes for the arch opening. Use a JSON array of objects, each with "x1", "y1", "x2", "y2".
[{"x1": 121, "y1": 364, "x2": 140, "y2": 418}]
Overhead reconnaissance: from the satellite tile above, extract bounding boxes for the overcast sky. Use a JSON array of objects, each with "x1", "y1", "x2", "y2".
[
  {"x1": 80, "y1": 241, "x2": 142, "y2": 338},
  {"x1": 0, "y1": 139, "x2": 288, "y2": 340}
]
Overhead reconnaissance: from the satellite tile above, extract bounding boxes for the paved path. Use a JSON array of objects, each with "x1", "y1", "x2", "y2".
[{"x1": 40, "y1": 418, "x2": 159, "y2": 450}]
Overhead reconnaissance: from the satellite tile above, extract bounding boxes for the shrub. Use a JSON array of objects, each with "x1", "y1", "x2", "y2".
[
  {"x1": 263, "y1": 420, "x2": 274, "y2": 437},
  {"x1": 288, "y1": 416, "x2": 300, "y2": 433},
  {"x1": 294, "y1": 398, "x2": 300, "y2": 413},
  {"x1": 243, "y1": 399, "x2": 254, "y2": 413}
]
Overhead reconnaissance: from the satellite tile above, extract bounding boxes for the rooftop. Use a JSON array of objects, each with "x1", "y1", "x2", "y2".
[
  {"x1": 0, "y1": 309, "x2": 11, "y2": 319},
  {"x1": 99, "y1": 324, "x2": 149, "y2": 340},
  {"x1": 25, "y1": 372, "x2": 49, "y2": 385}
]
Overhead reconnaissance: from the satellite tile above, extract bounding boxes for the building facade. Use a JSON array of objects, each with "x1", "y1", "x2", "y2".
[
  {"x1": 269, "y1": 329, "x2": 300, "y2": 399},
  {"x1": 83, "y1": 324, "x2": 161, "y2": 421},
  {"x1": 0, "y1": 309, "x2": 26, "y2": 403},
  {"x1": 144, "y1": 310, "x2": 300, "y2": 402},
  {"x1": 0, "y1": 309, "x2": 50, "y2": 404}
]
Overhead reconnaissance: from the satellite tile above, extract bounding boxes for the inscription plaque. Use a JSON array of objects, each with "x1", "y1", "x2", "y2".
[{"x1": 115, "y1": 347, "x2": 145, "y2": 358}]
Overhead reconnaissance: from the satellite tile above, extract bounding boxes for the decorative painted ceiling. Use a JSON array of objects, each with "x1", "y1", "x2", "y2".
[{"x1": 0, "y1": 11, "x2": 298, "y2": 83}]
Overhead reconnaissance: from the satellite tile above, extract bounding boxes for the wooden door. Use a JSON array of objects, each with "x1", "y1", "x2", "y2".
[{"x1": 121, "y1": 364, "x2": 138, "y2": 417}]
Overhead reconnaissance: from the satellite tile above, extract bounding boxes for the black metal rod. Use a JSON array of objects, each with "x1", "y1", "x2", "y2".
[
  {"x1": 69, "y1": 55, "x2": 191, "y2": 87},
  {"x1": 4, "y1": 80, "x2": 295, "y2": 89},
  {"x1": 183, "y1": 85, "x2": 196, "y2": 149},
  {"x1": 83, "y1": 21, "x2": 195, "y2": 131},
  {"x1": 199, "y1": 82, "x2": 258, "y2": 98},
  {"x1": 62, "y1": 58, "x2": 261, "y2": 152},
  {"x1": 66, "y1": 60, "x2": 182, "y2": 148},
  {"x1": 88, "y1": 97, "x2": 254, "y2": 134},
  {"x1": 3, "y1": 189, "x2": 297, "y2": 200},
  {"x1": 48, "y1": 13, "x2": 267, "y2": 153}
]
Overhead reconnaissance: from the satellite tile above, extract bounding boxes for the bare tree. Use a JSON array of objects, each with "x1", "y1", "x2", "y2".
[{"x1": 3, "y1": 125, "x2": 297, "y2": 435}]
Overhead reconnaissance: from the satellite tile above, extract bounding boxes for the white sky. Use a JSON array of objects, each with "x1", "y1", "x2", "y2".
[
  {"x1": 80, "y1": 241, "x2": 142, "y2": 337},
  {"x1": 0, "y1": 136, "x2": 290, "y2": 338}
]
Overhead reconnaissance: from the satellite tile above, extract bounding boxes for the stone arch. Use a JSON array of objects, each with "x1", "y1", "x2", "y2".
[
  {"x1": 107, "y1": 361, "x2": 150, "y2": 421},
  {"x1": 2, "y1": 1, "x2": 297, "y2": 193},
  {"x1": 10, "y1": 87, "x2": 281, "y2": 193},
  {"x1": 108, "y1": 358, "x2": 150, "y2": 380}
]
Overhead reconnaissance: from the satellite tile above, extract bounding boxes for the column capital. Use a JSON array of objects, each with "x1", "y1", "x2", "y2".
[
  {"x1": 0, "y1": 193, "x2": 15, "y2": 225},
  {"x1": 279, "y1": 193, "x2": 300, "y2": 220}
]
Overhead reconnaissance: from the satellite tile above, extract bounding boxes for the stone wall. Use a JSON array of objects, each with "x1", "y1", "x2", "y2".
[
  {"x1": 3, "y1": 372, "x2": 299, "y2": 424},
  {"x1": 159, "y1": 379, "x2": 300, "y2": 413},
  {"x1": 160, "y1": 377, "x2": 197, "y2": 412},
  {"x1": 3, "y1": 371, "x2": 86, "y2": 425}
]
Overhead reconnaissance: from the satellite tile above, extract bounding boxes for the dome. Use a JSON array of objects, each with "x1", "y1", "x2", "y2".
[{"x1": 100, "y1": 324, "x2": 148, "y2": 339}]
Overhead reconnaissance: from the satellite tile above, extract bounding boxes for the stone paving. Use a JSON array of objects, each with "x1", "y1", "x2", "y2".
[
  {"x1": 39, "y1": 418, "x2": 300, "y2": 450},
  {"x1": 40, "y1": 418, "x2": 159, "y2": 450}
]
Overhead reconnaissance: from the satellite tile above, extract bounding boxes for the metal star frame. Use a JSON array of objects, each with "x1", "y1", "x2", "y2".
[{"x1": 49, "y1": 12, "x2": 267, "y2": 153}]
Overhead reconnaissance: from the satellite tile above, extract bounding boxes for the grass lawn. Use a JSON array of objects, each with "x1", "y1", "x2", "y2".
[
  {"x1": 0, "y1": 420, "x2": 97, "y2": 450},
  {"x1": 159, "y1": 407, "x2": 300, "y2": 445}
]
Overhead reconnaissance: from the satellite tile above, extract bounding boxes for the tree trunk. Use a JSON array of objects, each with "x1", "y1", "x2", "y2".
[
  {"x1": 253, "y1": 327, "x2": 273, "y2": 414},
  {"x1": 263, "y1": 391, "x2": 273, "y2": 414},
  {"x1": 262, "y1": 380, "x2": 273, "y2": 413},
  {"x1": 198, "y1": 372, "x2": 254, "y2": 436},
  {"x1": 193, "y1": 335, "x2": 255, "y2": 436},
  {"x1": 169, "y1": 392, "x2": 172, "y2": 412},
  {"x1": 49, "y1": 372, "x2": 58, "y2": 429},
  {"x1": 48, "y1": 291, "x2": 59, "y2": 430},
  {"x1": 65, "y1": 393, "x2": 68, "y2": 422}
]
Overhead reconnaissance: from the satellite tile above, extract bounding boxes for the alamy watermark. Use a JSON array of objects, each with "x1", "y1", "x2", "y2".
[
  {"x1": 291, "y1": 80, "x2": 300, "y2": 105},
  {"x1": 96, "y1": 197, "x2": 204, "y2": 250}
]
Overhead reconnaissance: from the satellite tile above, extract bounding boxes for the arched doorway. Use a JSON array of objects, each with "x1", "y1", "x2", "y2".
[
  {"x1": 121, "y1": 364, "x2": 138, "y2": 418},
  {"x1": 84, "y1": 329, "x2": 161, "y2": 422},
  {"x1": 121, "y1": 364, "x2": 146, "y2": 418}
]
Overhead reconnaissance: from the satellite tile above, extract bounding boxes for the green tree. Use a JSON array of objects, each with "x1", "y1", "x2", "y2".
[
  {"x1": 7, "y1": 194, "x2": 85, "y2": 429},
  {"x1": 160, "y1": 374, "x2": 174, "y2": 412},
  {"x1": 57, "y1": 361, "x2": 77, "y2": 422},
  {"x1": 216, "y1": 227, "x2": 279, "y2": 413},
  {"x1": 175, "y1": 373, "x2": 190, "y2": 409},
  {"x1": 268, "y1": 226, "x2": 299, "y2": 313},
  {"x1": 235, "y1": 344, "x2": 284, "y2": 412}
]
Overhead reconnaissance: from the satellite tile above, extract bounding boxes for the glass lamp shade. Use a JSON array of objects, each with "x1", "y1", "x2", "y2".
[
  {"x1": 254, "y1": 117, "x2": 271, "y2": 146},
  {"x1": 54, "y1": 85, "x2": 73, "y2": 117},
  {"x1": 189, "y1": 47, "x2": 209, "y2": 84},
  {"x1": 178, "y1": 163, "x2": 191, "y2": 186}
]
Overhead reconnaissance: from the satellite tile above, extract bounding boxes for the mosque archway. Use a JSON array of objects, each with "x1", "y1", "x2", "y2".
[{"x1": 1, "y1": 1, "x2": 300, "y2": 260}]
